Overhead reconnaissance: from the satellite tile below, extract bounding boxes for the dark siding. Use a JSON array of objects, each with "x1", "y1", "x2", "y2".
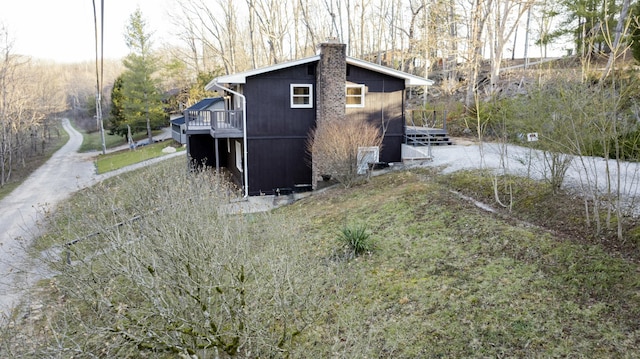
[
  {"x1": 225, "y1": 139, "x2": 244, "y2": 189},
  {"x1": 244, "y1": 63, "x2": 317, "y2": 195},
  {"x1": 247, "y1": 138, "x2": 311, "y2": 195},
  {"x1": 346, "y1": 66, "x2": 405, "y2": 163},
  {"x1": 188, "y1": 134, "x2": 215, "y2": 167},
  {"x1": 217, "y1": 138, "x2": 229, "y2": 168}
]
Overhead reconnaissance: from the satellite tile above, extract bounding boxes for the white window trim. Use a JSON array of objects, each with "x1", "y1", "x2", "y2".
[
  {"x1": 346, "y1": 84, "x2": 365, "y2": 108},
  {"x1": 290, "y1": 84, "x2": 313, "y2": 108},
  {"x1": 235, "y1": 141, "x2": 243, "y2": 172}
]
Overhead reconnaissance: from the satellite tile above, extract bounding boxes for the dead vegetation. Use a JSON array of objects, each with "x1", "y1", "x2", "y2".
[{"x1": 3, "y1": 159, "x2": 640, "y2": 357}]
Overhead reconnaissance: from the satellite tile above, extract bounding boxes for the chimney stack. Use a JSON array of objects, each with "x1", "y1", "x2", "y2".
[
  {"x1": 313, "y1": 41, "x2": 347, "y2": 189},
  {"x1": 316, "y1": 41, "x2": 346, "y2": 124}
]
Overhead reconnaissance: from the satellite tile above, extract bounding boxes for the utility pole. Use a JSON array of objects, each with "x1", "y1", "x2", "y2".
[{"x1": 93, "y1": 0, "x2": 106, "y2": 155}]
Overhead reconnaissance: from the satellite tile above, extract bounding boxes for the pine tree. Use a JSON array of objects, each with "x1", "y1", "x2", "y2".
[
  {"x1": 108, "y1": 75, "x2": 127, "y2": 137},
  {"x1": 121, "y1": 8, "x2": 166, "y2": 144}
]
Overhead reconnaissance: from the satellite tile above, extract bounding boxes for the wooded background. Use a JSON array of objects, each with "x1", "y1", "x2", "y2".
[{"x1": 0, "y1": 0, "x2": 637, "y2": 187}]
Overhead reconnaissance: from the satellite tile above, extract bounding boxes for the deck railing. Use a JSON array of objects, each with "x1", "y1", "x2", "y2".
[
  {"x1": 185, "y1": 109, "x2": 244, "y2": 132},
  {"x1": 185, "y1": 110, "x2": 210, "y2": 127},
  {"x1": 210, "y1": 110, "x2": 243, "y2": 131},
  {"x1": 408, "y1": 109, "x2": 447, "y2": 131}
]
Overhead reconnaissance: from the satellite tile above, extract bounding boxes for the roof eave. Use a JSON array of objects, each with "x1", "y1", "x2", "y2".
[
  {"x1": 345, "y1": 57, "x2": 433, "y2": 87},
  {"x1": 206, "y1": 54, "x2": 434, "y2": 90},
  {"x1": 206, "y1": 55, "x2": 322, "y2": 90}
]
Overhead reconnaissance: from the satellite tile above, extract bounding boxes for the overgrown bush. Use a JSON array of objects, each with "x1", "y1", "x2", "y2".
[
  {"x1": 308, "y1": 117, "x2": 383, "y2": 188},
  {"x1": 22, "y1": 159, "x2": 316, "y2": 358}
]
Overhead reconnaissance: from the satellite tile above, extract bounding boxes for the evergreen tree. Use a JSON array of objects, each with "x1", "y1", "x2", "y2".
[
  {"x1": 121, "y1": 8, "x2": 166, "y2": 143},
  {"x1": 557, "y1": 0, "x2": 620, "y2": 57},
  {"x1": 162, "y1": 69, "x2": 221, "y2": 115},
  {"x1": 188, "y1": 71, "x2": 220, "y2": 105},
  {"x1": 108, "y1": 75, "x2": 127, "y2": 137}
]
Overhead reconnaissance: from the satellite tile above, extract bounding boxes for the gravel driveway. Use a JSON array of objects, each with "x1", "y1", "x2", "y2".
[{"x1": 426, "y1": 141, "x2": 640, "y2": 204}]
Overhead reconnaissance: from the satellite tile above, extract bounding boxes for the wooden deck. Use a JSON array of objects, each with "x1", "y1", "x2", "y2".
[{"x1": 185, "y1": 110, "x2": 244, "y2": 138}]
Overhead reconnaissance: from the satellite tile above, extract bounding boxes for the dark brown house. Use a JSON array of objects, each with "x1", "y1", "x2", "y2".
[{"x1": 185, "y1": 41, "x2": 432, "y2": 196}]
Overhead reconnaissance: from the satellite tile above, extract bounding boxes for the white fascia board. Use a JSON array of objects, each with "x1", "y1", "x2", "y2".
[
  {"x1": 205, "y1": 54, "x2": 433, "y2": 90},
  {"x1": 205, "y1": 55, "x2": 321, "y2": 90}
]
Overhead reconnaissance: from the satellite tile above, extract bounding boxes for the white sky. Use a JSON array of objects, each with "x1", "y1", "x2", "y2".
[
  {"x1": 0, "y1": 1, "x2": 571, "y2": 64},
  {"x1": 0, "y1": 0, "x2": 176, "y2": 63}
]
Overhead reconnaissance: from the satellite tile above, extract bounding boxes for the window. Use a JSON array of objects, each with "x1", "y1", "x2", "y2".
[
  {"x1": 346, "y1": 84, "x2": 365, "y2": 108},
  {"x1": 235, "y1": 141, "x2": 243, "y2": 172},
  {"x1": 291, "y1": 84, "x2": 313, "y2": 108}
]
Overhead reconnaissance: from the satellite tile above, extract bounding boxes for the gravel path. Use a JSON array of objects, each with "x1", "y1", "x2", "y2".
[
  {"x1": 0, "y1": 119, "x2": 183, "y2": 317},
  {"x1": 426, "y1": 140, "x2": 640, "y2": 203}
]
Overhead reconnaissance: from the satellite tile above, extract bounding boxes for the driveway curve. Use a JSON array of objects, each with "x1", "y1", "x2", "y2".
[
  {"x1": 0, "y1": 119, "x2": 97, "y2": 315},
  {"x1": 0, "y1": 119, "x2": 183, "y2": 316}
]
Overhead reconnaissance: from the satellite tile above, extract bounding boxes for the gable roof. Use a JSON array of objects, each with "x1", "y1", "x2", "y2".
[
  {"x1": 171, "y1": 116, "x2": 185, "y2": 125},
  {"x1": 206, "y1": 55, "x2": 433, "y2": 89},
  {"x1": 346, "y1": 57, "x2": 433, "y2": 86},
  {"x1": 187, "y1": 97, "x2": 224, "y2": 110}
]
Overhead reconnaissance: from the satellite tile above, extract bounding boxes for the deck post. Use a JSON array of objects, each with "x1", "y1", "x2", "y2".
[
  {"x1": 215, "y1": 138, "x2": 220, "y2": 172},
  {"x1": 443, "y1": 110, "x2": 447, "y2": 131}
]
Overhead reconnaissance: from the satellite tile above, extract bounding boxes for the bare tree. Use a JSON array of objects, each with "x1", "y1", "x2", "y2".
[
  {"x1": 600, "y1": 0, "x2": 633, "y2": 81},
  {"x1": 251, "y1": 0, "x2": 291, "y2": 65},
  {"x1": 0, "y1": 26, "x2": 58, "y2": 186},
  {"x1": 0, "y1": 25, "x2": 17, "y2": 185},
  {"x1": 465, "y1": 0, "x2": 492, "y2": 108},
  {"x1": 398, "y1": 0, "x2": 426, "y2": 73},
  {"x1": 176, "y1": 0, "x2": 242, "y2": 74},
  {"x1": 487, "y1": 0, "x2": 535, "y2": 92}
]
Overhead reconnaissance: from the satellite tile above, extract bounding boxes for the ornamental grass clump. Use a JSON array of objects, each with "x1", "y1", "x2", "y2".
[{"x1": 339, "y1": 223, "x2": 375, "y2": 257}]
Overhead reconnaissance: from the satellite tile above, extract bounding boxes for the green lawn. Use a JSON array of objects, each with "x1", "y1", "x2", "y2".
[
  {"x1": 95, "y1": 141, "x2": 185, "y2": 173},
  {"x1": 78, "y1": 129, "x2": 127, "y2": 152},
  {"x1": 78, "y1": 129, "x2": 166, "y2": 153}
]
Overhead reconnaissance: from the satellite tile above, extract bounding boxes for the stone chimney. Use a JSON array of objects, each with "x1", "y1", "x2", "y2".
[
  {"x1": 313, "y1": 40, "x2": 347, "y2": 189},
  {"x1": 316, "y1": 40, "x2": 346, "y2": 124}
]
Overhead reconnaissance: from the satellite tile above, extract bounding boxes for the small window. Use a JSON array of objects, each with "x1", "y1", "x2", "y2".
[
  {"x1": 291, "y1": 84, "x2": 313, "y2": 108},
  {"x1": 346, "y1": 84, "x2": 365, "y2": 108}
]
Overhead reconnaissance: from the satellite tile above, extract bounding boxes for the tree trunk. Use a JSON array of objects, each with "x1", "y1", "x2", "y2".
[
  {"x1": 600, "y1": 0, "x2": 632, "y2": 81},
  {"x1": 465, "y1": 0, "x2": 490, "y2": 108}
]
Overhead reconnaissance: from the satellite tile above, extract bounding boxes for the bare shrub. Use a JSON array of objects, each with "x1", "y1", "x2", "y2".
[
  {"x1": 309, "y1": 118, "x2": 383, "y2": 188},
  {"x1": 542, "y1": 150, "x2": 573, "y2": 193},
  {"x1": 20, "y1": 159, "x2": 316, "y2": 358}
]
